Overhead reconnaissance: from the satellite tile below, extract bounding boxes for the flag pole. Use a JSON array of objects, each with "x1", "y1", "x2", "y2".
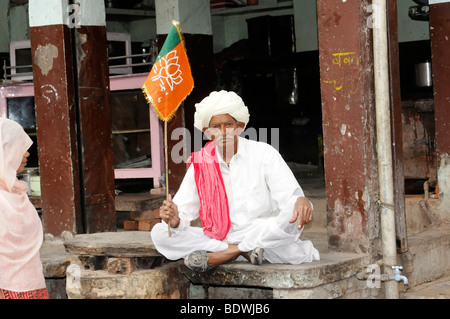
[
  {"x1": 142, "y1": 20, "x2": 193, "y2": 238},
  {"x1": 164, "y1": 120, "x2": 172, "y2": 237}
]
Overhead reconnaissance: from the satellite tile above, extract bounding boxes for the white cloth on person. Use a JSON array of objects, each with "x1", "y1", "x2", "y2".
[
  {"x1": 193, "y1": 90, "x2": 250, "y2": 131},
  {"x1": 0, "y1": 118, "x2": 46, "y2": 292},
  {"x1": 151, "y1": 137, "x2": 320, "y2": 264}
]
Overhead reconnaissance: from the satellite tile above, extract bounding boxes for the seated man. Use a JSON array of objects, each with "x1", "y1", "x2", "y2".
[{"x1": 151, "y1": 90, "x2": 320, "y2": 272}]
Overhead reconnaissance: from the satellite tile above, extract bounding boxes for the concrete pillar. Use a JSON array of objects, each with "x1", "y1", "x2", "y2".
[
  {"x1": 73, "y1": 0, "x2": 116, "y2": 233},
  {"x1": 29, "y1": 0, "x2": 82, "y2": 236},
  {"x1": 429, "y1": 1, "x2": 450, "y2": 212},
  {"x1": 154, "y1": 0, "x2": 216, "y2": 192},
  {"x1": 316, "y1": 0, "x2": 381, "y2": 256}
]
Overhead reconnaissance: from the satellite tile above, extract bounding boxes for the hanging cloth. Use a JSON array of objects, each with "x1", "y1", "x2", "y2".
[{"x1": 187, "y1": 141, "x2": 230, "y2": 240}]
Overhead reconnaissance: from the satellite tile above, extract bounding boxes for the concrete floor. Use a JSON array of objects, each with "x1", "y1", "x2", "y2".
[{"x1": 402, "y1": 274, "x2": 450, "y2": 299}]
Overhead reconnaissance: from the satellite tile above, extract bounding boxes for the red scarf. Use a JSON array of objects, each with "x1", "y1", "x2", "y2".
[{"x1": 187, "y1": 141, "x2": 230, "y2": 240}]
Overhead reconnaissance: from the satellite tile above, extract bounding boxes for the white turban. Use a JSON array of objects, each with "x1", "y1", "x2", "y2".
[{"x1": 194, "y1": 90, "x2": 250, "y2": 131}]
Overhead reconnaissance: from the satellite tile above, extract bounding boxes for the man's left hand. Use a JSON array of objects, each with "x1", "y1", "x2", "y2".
[{"x1": 289, "y1": 196, "x2": 313, "y2": 230}]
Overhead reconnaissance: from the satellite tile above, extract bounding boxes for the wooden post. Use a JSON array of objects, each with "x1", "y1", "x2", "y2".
[
  {"x1": 29, "y1": 0, "x2": 116, "y2": 235},
  {"x1": 316, "y1": 0, "x2": 381, "y2": 256},
  {"x1": 73, "y1": 0, "x2": 116, "y2": 233},
  {"x1": 29, "y1": 0, "x2": 83, "y2": 236},
  {"x1": 429, "y1": 1, "x2": 450, "y2": 210}
]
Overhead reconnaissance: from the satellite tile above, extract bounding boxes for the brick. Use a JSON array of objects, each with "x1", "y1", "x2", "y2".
[
  {"x1": 138, "y1": 219, "x2": 160, "y2": 231},
  {"x1": 151, "y1": 208, "x2": 161, "y2": 219},
  {"x1": 130, "y1": 208, "x2": 160, "y2": 221},
  {"x1": 150, "y1": 187, "x2": 164, "y2": 195},
  {"x1": 123, "y1": 220, "x2": 138, "y2": 230}
]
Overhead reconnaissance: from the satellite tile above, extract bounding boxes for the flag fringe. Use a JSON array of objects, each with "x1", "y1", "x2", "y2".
[
  {"x1": 142, "y1": 84, "x2": 193, "y2": 123},
  {"x1": 141, "y1": 20, "x2": 194, "y2": 123},
  {"x1": 141, "y1": 84, "x2": 174, "y2": 122}
]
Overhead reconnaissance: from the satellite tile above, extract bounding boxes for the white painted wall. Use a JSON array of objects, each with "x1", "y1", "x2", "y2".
[
  {"x1": 29, "y1": 0, "x2": 69, "y2": 27},
  {"x1": 0, "y1": 1, "x2": 9, "y2": 52},
  {"x1": 210, "y1": 0, "x2": 318, "y2": 53},
  {"x1": 429, "y1": 0, "x2": 450, "y2": 4},
  {"x1": 293, "y1": 0, "x2": 318, "y2": 52},
  {"x1": 29, "y1": 0, "x2": 105, "y2": 27},
  {"x1": 6, "y1": 4, "x2": 30, "y2": 44},
  {"x1": 211, "y1": 6, "x2": 294, "y2": 53},
  {"x1": 155, "y1": 0, "x2": 212, "y2": 35}
]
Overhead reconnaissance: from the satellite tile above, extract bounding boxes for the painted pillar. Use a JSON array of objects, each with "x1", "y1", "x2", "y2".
[
  {"x1": 386, "y1": 0, "x2": 407, "y2": 253},
  {"x1": 74, "y1": 0, "x2": 116, "y2": 233},
  {"x1": 316, "y1": 0, "x2": 381, "y2": 256},
  {"x1": 29, "y1": 0, "x2": 82, "y2": 236},
  {"x1": 155, "y1": 0, "x2": 216, "y2": 193},
  {"x1": 29, "y1": 0, "x2": 116, "y2": 235},
  {"x1": 429, "y1": 1, "x2": 450, "y2": 212}
]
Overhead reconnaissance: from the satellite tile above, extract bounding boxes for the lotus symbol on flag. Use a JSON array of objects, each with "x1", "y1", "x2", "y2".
[
  {"x1": 141, "y1": 19, "x2": 194, "y2": 121},
  {"x1": 151, "y1": 50, "x2": 183, "y2": 92}
]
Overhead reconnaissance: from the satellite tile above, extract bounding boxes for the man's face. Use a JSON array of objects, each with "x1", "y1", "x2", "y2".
[{"x1": 203, "y1": 114, "x2": 244, "y2": 147}]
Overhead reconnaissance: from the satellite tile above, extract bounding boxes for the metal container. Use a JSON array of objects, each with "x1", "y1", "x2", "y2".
[
  {"x1": 21, "y1": 173, "x2": 32, "y2": 195},
  {"x1": 415, "y1": 61, "x2": 433, "y2": 87}
]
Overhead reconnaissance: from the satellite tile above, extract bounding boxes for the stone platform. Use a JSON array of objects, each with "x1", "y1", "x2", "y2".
[
  {"x1": 40, "y1": 225, "x2": 450, "y2": 299},
  {"x1": 183, "y1": 250, "x2": 371, "y2": 299},
  {"x1": 51, "y1": 230, "x2": 381, "y2": 299}
]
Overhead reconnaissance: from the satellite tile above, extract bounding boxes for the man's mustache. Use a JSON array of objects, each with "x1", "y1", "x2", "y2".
[{"x1": 215, "y1": 135, "x2": 234, "y2": 141}]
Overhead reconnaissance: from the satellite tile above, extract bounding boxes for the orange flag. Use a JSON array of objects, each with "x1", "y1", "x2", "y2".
[{"x1": 142, "y1": 20, "x2": 194, "y2": 121}]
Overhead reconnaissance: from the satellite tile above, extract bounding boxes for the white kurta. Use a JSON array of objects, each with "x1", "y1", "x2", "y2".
[{"x1": 151, "y1": 137, "x2": 320, "y2": 264}]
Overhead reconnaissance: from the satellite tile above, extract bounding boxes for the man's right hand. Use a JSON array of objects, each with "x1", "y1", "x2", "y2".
[{"x1": 160, "y1": 194, "x2": 180, "y2": 228}]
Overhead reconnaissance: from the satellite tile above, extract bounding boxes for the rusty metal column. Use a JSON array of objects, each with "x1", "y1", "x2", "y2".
[
  {"x1": 429, "y1": 1, "x2": 450, "y2": 208},
  {"x1": 316, "y1": 0, "x2": 381, "y2": 256},
  {"x1": 73, "y1": 0, "x2": 116, "y2": 233},
  {"x1": 29, "y1": 0, "x2": 82, "y2": 236}
]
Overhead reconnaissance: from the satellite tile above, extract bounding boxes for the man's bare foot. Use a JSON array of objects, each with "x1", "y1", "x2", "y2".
[{"x1": 207, "y1": 244, "x2": 242, "y2": 267}]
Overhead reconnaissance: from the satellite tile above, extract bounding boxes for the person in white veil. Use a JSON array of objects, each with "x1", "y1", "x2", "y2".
[
  {"x1": 0, "y1": 118, "x2": 48, "y2": 299},
  {"x1": 151, "y1": 90, "x2": 319, "y2": 272}
]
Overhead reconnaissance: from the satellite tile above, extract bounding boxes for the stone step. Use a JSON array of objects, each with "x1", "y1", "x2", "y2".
[
  {"x1": 183, "y1": 251, "x2": 371, "y2": 299},
  {"x1": 62, "y1": 231, "x2": 376, "y2": 299},
  {"x1": 63, "y1": 231, "x2": 182, "y2": 299},
  {"x1": 64, "y1": 231, "x2": 162, "y2": 257},
  {"x1": 404, "y1": 196, "x2": 450, "y2": 236},
  {"x1": 42, "y1": 225, "x2": 450, "y2": 299},
  {"x1": 401, "y1": 275, "x2": 450, "y2": 299},
  {"x1": 66, "y1": 262, "x2": 190, "y2": 299},
  {"x1": 399, "y1": 225, "x2": 450, "y2": 288},
  {"x1": 180, "y1": 232, "x2": 375, "y2": 299}
]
